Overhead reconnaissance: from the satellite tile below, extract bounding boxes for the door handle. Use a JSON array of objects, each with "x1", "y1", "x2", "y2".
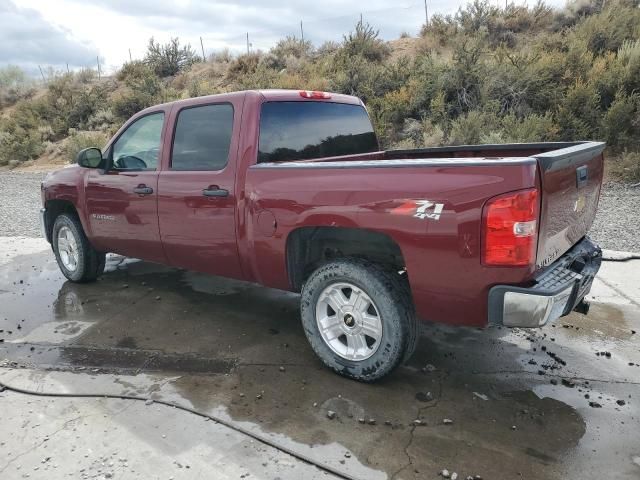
[
  {"x1": 202, "y1": 186, "x2": 229, "y2": 197},
  {"x1": 133, "y1": 185, "x2": 154, "y2": 195}
]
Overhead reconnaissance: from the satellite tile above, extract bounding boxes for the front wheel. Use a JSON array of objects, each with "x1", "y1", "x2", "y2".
[
  {"x1": 52, "y1": 213, "x2": 105, "y2": 283},
  {"x1": 300, "y1": 258, "x2": 416, "y2": 382}
]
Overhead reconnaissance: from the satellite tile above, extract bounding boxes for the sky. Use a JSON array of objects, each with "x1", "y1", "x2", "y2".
[{"x1": 1, "y1": 0, "x2": 567, "y2": 76}]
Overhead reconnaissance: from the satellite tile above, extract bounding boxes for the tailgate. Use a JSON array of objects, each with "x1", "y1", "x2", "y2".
[{"x1": 534, "y1": 142, "x2": 605, "y2": 269}]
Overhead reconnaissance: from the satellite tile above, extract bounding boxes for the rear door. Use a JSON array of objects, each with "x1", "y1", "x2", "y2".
[
  {"x1": 534, "y1": 142, "x2": 605, "y2": 269},
  {"x1": 85, "y1": 111, "x2": 167, "y2": 262},
  {"x1": 157, "y1": 97, "x2": 245, "y2": 280}
]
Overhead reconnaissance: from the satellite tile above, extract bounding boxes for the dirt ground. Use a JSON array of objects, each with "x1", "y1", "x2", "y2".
[{"x1": 0, "y1": 237, "x2": 639, "y2": 480}]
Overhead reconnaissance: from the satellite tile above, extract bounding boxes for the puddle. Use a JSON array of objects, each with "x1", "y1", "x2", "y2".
[
  {"x1": 1, "y1": 343, "x2": 235, "y2": 375},
  {"x1": 1, "y1": 245, "x2": 639, "y2": 480}
]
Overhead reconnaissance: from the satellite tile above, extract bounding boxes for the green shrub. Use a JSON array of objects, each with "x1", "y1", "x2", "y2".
[
  {"x1": 448, "y1": 110, "x2": 498, "y2": 145},
  {"x1": 145, "y1": 37, "x2": 198, "y2": 77},
  {"x1": 86, "y1": 109, "x2": 116, "y2": 133},
  {"x1": 601, "y1": 92, "x2": 640, "y2": 149},
  {"x1": 0, "y1": 65, "x2": 35, "y2": 107},
  {"x1": 112, "y1": 63, "x2": 163, "y2": 121},
  {"x1": 2, "y1": 2, "x2": 640, "y2": 168},
  {"x1": 270, "y1": 36, "x2": 313, "y2": 68},
  {"x1": 609, "y1": 150, "x2": 640, "y2": 183},
  {"x1": 341, "y1": 20, "x2": 390, "y2": 62},
  {"x1": 570, "y1": 1, "x2": 640, "y2": 54},
  {"x1": 556, "y1": 80, "x2": 601, "y2": 140},
  {"x1": 501, "y1": 113, "x2": 558, "y2": 142},
  {"x1": 226, "y1": 53, "x2": 262, "y2": 81},
  {"x1": 64, "y1": 131, "x2": 109, "y2": 164}
]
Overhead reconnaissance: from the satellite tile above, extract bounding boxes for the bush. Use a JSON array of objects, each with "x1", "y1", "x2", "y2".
[
  {"x1": 601, "y1": 92, "x2": 640, "y2": 150},
  {"x1": 270, "y1": 36, "x2": 313, "y2": 67},
  {"x1": 64, "y1": 131, "x2": 108, "y2": 164},
  {"x1": 609, "y1": 150, "x2": 640, "y2": 183},
  {"x1": 86, "y1": 109, "x2": 116, "y2": 133},
  {"x1": 501, "y1": 113, "x2": 558, "y2": 142},
  {"x1": 2, "y1": 4, "x2": 640, "y2": 167},
  {"x1": 145, "y1": 37, "x2": 198, "y2": 77},
  {"x1": 112, "y1": 63, "x2": 163, "y2": 121},
  {"x1": 341, "y1": 20, "x2": 390, "y2": 62},
  {"x1": 556, "y1": 80, "x2": 601, "y2": 140},
  {"x1": 448, "y1": 110, "x2": 498, "y2": 145},
  {"x1": 226, "y1": 53, "x2": 262, "y2": 81},
  {"x1": 0, "y1": 65, "x2": 35, "y2": 107}
]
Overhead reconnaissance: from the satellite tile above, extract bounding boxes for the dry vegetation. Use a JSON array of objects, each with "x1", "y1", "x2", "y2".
[{"x1": 1, "y1": 0, "x2": 639, "y2": 180}]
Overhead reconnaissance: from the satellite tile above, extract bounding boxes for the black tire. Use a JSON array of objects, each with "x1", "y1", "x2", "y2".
[
  {"x1": 52, "y1": 213, "x2": 105, "y2": 283},
  {"x1": 300, "y1": 258, "x2": 416, "y2": 382}
]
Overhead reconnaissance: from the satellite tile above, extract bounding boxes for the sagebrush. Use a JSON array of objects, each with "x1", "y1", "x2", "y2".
[{"x1": 1, "y1": 0, "x2": 639, "y2": 179}]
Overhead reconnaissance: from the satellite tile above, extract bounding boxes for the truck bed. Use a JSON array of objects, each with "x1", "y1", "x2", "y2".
[{"x1": 248, "y1": 141, "x2": 604, "y2": 325}]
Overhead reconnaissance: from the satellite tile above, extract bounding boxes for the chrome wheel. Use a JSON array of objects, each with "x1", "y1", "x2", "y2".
[
  {"x1": 315, "y1": 282, "x2": 383, "y2": 361},
  {"x1": 57, "y1": 226, "x2": 79, "y2": 272}
]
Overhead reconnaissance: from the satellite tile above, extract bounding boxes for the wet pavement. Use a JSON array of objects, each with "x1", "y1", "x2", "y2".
[{"x1": 1, "y1": 237, "x2": 639, "y2": 480}]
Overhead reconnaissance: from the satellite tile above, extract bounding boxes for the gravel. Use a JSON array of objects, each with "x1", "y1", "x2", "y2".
[
  {"x1": 0, "y1": 171, "x2": 47, "y2": 238},
  {"x1": 1, "y1": 171, "x2": 638, "y2": 253},
  {"x1": 589, "y1": 182, "x2": 640, "y2": 253}
]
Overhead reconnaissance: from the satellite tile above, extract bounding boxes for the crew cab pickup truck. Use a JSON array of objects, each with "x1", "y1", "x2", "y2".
[{"x1": 40, "y1": 89, "x2": 604, "y2": 381}]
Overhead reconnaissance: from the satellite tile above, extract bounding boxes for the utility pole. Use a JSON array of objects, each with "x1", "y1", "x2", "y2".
[
  {"x1": 128, "y1": 49, "x2": 132, "y2": 62},
  {"x1": 200, "y1": 36, "x2": 206, "y2": 61},
  {"x1": 96, "y1": 56, "x2": 101, "y2": 79},
  {"x1": 360, "y1": 13, "x2": 363, "y2": 24},
  {"x1": 37, "y1": 65, "x2": 46, "y2": 83},
  {"x1": 66, "y1": 63, "x2": 70, "y2": 74},
  {"x1": 424, "y1": 0, "x2": 429, "y2": 26},
  {"x1": 246, "y1": 32, "x2": 250, "y2": 54},
  {"x1": 300, "y1": 20, "x2": 304, "y2": 43}
]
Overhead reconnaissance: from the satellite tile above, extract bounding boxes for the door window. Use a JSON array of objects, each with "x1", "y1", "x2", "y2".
[
  {"x1": 112, "y1": 112, "x2": 165, "y2": 170},
  {"x1": 171, "y1": 103, "x2": 234, "y2": 171}
]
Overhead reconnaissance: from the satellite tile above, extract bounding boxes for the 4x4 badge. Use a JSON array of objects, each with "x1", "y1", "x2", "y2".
[
  {"x1": 414, "y1": 200, "x2": 444, "y2": 220},
  {"x1": 392, "y1": 200, "x2": 445, "y2": 221}
]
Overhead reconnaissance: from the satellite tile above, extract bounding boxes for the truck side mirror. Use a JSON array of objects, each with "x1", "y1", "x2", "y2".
[{"x1": 76, "y1": 147, "x2": 103, "y2": 168}]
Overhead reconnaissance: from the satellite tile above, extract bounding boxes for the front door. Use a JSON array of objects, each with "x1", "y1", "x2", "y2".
[
  {"x1": 85, "y1": 111, "x2": 167, "y2": 262},
  {"x1": 157, "y1": 100, "x2": 244, "y2": 280}
]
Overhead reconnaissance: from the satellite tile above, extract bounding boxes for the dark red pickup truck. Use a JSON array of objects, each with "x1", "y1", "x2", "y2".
[{"x1": 40, "y1": 89, "x2": 604, "y2": 380}]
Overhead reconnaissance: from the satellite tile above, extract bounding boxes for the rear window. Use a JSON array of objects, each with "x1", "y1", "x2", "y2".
[{"x1": 258, "y1": 101, "x2": 378, "y2": 163}]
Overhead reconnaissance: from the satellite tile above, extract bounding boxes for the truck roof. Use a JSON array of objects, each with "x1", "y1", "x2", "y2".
[{"x1": 141, "y1": 89, "x2": 362, "y2": 113}]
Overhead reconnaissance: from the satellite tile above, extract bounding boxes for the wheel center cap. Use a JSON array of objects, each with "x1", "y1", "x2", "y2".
[{"x1": 343, "y1": 313, "x2": 355, "y2": 327}]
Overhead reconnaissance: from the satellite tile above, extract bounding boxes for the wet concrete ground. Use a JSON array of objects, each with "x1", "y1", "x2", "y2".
[{"x1": 1, "y1": 237, "x2": 639, "y2": 480}]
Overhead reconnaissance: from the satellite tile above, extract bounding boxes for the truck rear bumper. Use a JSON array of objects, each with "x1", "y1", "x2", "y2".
[{"x1": 488, "y1": 237, "x2": 602, "y2": 327}]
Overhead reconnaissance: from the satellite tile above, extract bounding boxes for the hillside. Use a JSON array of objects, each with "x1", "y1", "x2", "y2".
[{"x1": 1, "y1": 0, "x2": 639, "y2": 180}]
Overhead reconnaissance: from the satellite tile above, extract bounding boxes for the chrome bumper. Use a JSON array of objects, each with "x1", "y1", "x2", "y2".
[{"x1": 488, "y1": 237, "x2": 602, "y2": 327}]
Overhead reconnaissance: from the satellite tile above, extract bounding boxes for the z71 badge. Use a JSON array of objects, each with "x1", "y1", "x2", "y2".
[{"x1": 392, "y1": 200, "x2": 445, "y2": 221}]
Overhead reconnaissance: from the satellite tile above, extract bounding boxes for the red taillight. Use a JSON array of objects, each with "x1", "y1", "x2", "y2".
[
  {"x1": 482, "y1": 188, "x2": 539, "y2": 266},
  {"x1": 299, "y1": 90, "x2": 331, "y2": 99}
]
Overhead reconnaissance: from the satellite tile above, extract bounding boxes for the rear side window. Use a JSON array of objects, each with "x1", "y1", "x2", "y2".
[
  {"x1": 171, "y1": 103, "x2": 234, "y2": 171},
  {"x1": 258, "y1": 102, "x2": 378, "y2": 163}
]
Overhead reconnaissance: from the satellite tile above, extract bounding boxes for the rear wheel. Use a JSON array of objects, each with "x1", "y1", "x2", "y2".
[
  {"x1": 300, "y1": 258, "x2": 416, "y2": 381},
  {"x1": 52, "y1": 213, "x2": 105, "y2": 283}
]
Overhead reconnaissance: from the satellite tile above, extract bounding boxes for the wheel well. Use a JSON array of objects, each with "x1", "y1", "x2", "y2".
[
  {"x1": 44, "y1": 200, "x2": 78, "y2": 242},
  {"x1": 286, "y1": 227, "x2": 406, "y2": 291}
]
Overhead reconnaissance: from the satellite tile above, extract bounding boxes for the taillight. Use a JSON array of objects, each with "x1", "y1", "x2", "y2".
[
  {"x1": 299, "y1": 90, "x2": 331, "y2": 99},
  {"x1": 482, "y1": 188, "x2": 539, "y2": 266}
]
